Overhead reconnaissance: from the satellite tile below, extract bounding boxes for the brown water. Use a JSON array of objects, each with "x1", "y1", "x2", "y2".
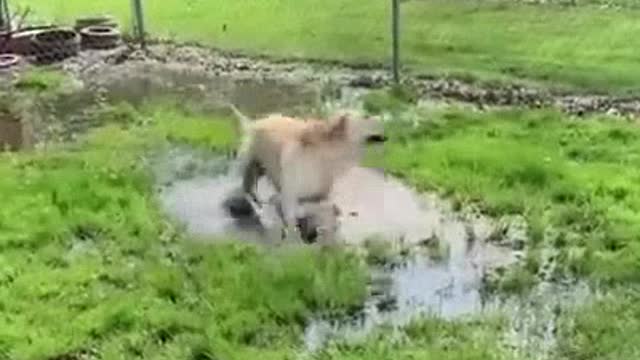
[
  {"x1": 85, "y1": 62, "x2": 322, "y2": 116},
  {"x1": 27, "y1": 62, "x2": 322, "y2": 144}
]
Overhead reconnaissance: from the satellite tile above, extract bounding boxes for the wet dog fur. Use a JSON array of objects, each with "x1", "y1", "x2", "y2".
[{"x1": 229, "y1": 105, "x2": 386, "y2": 240}]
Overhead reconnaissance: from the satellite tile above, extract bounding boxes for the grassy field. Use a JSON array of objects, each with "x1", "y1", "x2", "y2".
[
  {"x1": 379, "y1": 100, "x2": 640, "y2": 284},
  {"x1": 14, "y1": 0, "x2": 640, "y2": 93},
  {"x1": 367, "y1": 89, "x2": 640, "y2": 358},
  {"x1": 2, "y1": 75, "x2": 640, "y2": 357},
  {"x1": 0, "y1": 98, "x2": 519, "y2": 360},
  {"x1": 0, "y1": 104, "x2": 374, "y2": 359},
  {"x1": 5, "y1": 0, "x2": 640, "y2": 356}
]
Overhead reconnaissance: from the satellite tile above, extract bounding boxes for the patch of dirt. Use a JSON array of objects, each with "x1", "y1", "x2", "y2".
[
  {"x1": 9, "y1": 41, "x2": 640, "y2": 148},
  {"x1": 53, "y1": 42, "x2": 640, "y2": 119}
]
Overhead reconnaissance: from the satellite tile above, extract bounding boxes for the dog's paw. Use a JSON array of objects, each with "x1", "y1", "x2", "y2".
[
  {"x1": 223, "y1": 196, "x2": 255, "y2": 218},
  {"x1": 281, "y1": 226, "x2": 304, "y2": 244},
  {"x1": 296, "y1": 217, "x2": 319, "y2": 244}
]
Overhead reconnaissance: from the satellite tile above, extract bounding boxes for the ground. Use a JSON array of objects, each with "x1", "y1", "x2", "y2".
[{"x1": 2, "y1": 0, "x2": 640, "y2": 359}]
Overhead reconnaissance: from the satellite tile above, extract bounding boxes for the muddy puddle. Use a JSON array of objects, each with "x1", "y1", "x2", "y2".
[
  {"x1": 155, "y1": 147, "x2": 505, "y2": 247},
  {"x1": 22, "y1": 61, "x2": 323, "y2": 145},
  {"x1": 305, "y1": 269, "x2": 591, "y2": 359},
  {"x1": 85, "y1": 62, "x2": 322, "y2": 116},
  {"x1": 154, "y1": 146, "x2": 592, "y2": 359}
]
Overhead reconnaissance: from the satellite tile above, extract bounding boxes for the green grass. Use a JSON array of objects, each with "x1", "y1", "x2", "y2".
[
  {"x1": 16, "y1": 0, "x2": 640, "y2": 92},
  {"x1": 0, "y1": 106, "x2": 370, "y2": 359},
  {"x1": 3, "y1": 92, "x2": 640, "y2": 358},
  {"x1": 363, "y1": 85, "x2": 419, "y2": 116},
  {"x1": 556, "y1": 287, "x2": 640, "y2": 360},
  {"x1": 381, "y1": 107, "x2": 640, "y2": 284},
  {"x1": 373, "y1": 99, "x2": 640, "y2": 358},
  {"x1": 317, "y1": 316, "x2": 508, "y2": 360},
  {"x1": 12, "y1": 69, "x2": 69, "y2": 93}
]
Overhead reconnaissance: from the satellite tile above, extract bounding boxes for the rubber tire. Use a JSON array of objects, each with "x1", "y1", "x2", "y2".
[
  {"x1": 74, "y1": 16, "x2": 117, "y2": 31},
  {"x1": 0, "y1": 53, "x2": 20, "y2": 69},
  {"x1": 31, "y1": 28, "x2": 80, "y2": 64},
  {"x1": 80, "y1": 25, "x2": 121, "y2": 50}
]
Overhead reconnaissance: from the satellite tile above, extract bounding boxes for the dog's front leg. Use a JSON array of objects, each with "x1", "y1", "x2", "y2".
[
  {"x1": 278, "y1": 159, "x2": 304, "y2": 243},
  {"x1": 241, "y1": 159, "x2": 262, "y2": 206},
  {"x1": 279, "y1": 188, "x2": 303, "y2": 243}
]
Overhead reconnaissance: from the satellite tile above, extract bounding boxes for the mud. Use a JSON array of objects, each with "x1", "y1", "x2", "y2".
[
  {"x1": 9, "y1": 41, "x2": 640, "y2": 147},
  {"x1": 19, "y1": 58, "x2": 322, "y2": 146},
  {"x1": 52, "y1": 43, "x2": 640, "y2": 120},
  {"x1": 82, "y1": 61, "x2": 321, "y2": 116},
  {"x1": 0, "y1": 115, "x2": 30, "y2": 151}
]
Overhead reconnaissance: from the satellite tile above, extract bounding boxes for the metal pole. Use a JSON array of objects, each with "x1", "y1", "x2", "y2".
[
  {"x1": 132, "y1": 0, "x2": 146, "y2": 49},
  {"x1": 391, "y1": 0, "x2": 400, "y2": 84},
  {"x1": 0, "y1": 0, "x2": 8, "y2": 31}
]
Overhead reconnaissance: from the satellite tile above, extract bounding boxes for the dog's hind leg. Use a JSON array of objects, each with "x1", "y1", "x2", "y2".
[{"x1": 241, "y1": 158, "x2": 263, "y2": 205}]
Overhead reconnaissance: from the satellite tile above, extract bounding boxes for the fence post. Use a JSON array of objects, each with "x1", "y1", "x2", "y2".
[
  {"x1": 391, "y1": 0, "x2": 400, "y2": 84},
  {"x1": 131, "y1": 0, "x2": 146, "y2": 49},
  {"x1": 0, "y1": 0, "x2": 9, "y2": 31}
]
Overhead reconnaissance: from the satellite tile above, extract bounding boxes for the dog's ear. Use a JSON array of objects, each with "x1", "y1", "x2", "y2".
[{"x1": 328, "y1": 114, "x2": 348, "y2": 139}]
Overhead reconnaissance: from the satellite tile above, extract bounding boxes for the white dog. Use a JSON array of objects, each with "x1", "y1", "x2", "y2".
[{"x1": 229, "y1": 105, "x2": 386, "y2": 241}]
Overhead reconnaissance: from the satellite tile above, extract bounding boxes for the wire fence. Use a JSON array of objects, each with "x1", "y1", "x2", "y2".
[
  {"x1": 0, "y1": 0, "x2": 403, "y2": 81},
  {"x1": 3, "y1": 0, "x2": 637, "y2": 84}
]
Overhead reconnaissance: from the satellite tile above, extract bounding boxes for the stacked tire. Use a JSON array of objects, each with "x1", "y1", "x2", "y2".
[
  {"x1": 74, "y1": 16, "x2": 118, "y2": 31},
  {"x1": 31, "y1": 28, "x2": 80, "y2": 64},
  {"x1": 80, "y1": 26, "x2": 121, "y2": 50},
  {"x1": 75, "y1": 16, "x2": 121, "y2": 50},
  {"x1": 2, "y1": 15, "x2": 121, "y2": 66}
]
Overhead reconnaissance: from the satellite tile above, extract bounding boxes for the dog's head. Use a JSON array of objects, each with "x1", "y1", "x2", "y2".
[{"x1": 327, "y1": 110, "x2": 387, "y2": 146}]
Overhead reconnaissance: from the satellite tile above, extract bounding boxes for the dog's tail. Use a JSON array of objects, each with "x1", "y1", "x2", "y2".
[
  {"x1": 226, "y1": 103, "x2": 256, "y2": 187},
  {"x1": 227, "y1": 103, "x2": 252, "y2": 134}
]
